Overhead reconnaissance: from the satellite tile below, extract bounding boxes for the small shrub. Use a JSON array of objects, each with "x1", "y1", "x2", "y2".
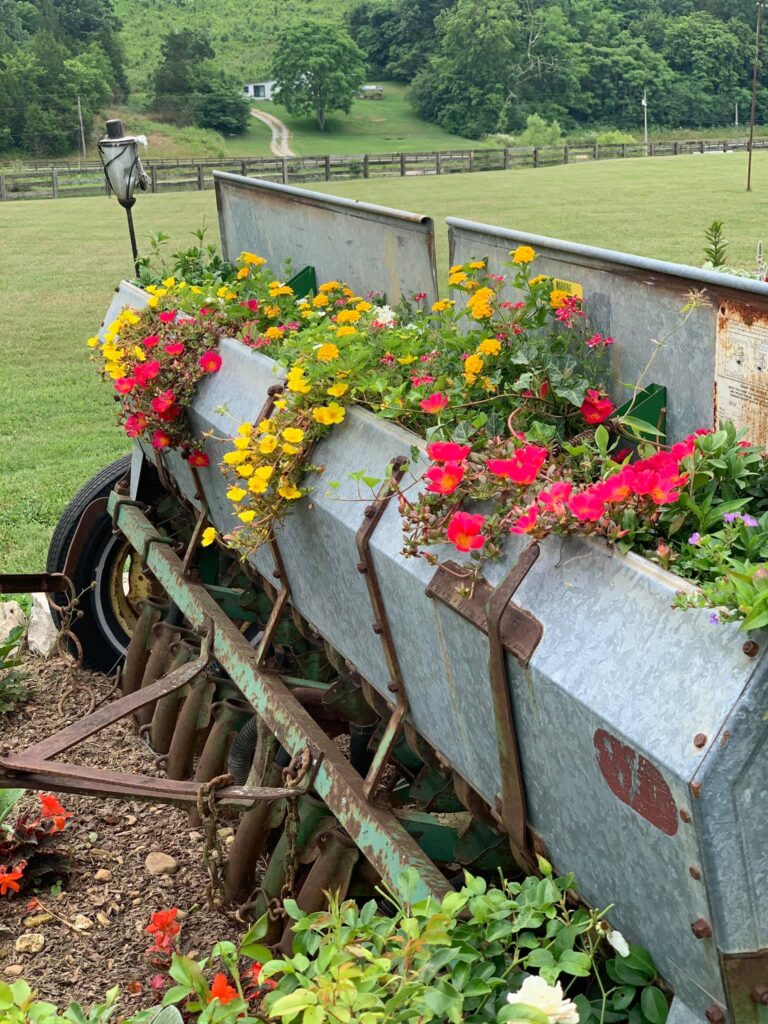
[
  {"x1": 596, "y1": 129, "x2": 636, "y2": 146},
  {"x1": 518, "y1": 114, "x2": 563, "y2": 147},
  {"x1": 0, "y1": 625, "x2": 29, "y2": 714}
]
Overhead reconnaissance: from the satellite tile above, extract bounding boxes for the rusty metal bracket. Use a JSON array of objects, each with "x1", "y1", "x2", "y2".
[
  {"x1": 721, "y1": 947, "x2": 768, "y2": 1024},
  {"x1": 355, "y1": 456, "x2": 410, "y2": 800},
  {"x1": 110, "y1": 497, "x2": 149, "y2": 532},
  {"x1": 486, "y1": 542, "x2": 542, "y2": 874},
  {"x1": 0, "y1": 573, "x2": 72, "y2": 596}
]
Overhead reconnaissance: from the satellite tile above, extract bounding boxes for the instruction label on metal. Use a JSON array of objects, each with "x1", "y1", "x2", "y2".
[{"x1": 716, "y1": 301, "x2": 768, "y2": 446}]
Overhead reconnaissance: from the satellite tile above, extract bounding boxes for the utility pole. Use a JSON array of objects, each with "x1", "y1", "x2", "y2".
[
  {"x1": 642, "y1": 89, "x2": 648, "y2": 153},
  {"x1": 748, "y1": 0, "x2": 764, "y2": 192},
  {"x1": 76, "y1": 95, "x2": 87, "y2": 160},
  {"x1": 736, "y1": 100, "x2": 740, "y2": 127}
]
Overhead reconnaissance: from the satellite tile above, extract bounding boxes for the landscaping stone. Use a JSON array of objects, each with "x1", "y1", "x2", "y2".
[
  {"x1": 27, "y1": 593, "x2": 58, "y2": 657},
  {"x1": 144, "y1": 852, "x2": 178, "y2": 876},
  {"x1": 4, "y1": 965, "x2": 23, "y2": 978},
  {"x1": 0, "y1": 601, "x2": 26, "y2": 644},
  {"x1": 15, "y1": 933, "x2": 45, "y2": 954},
  {"x1": 94, "y1": 869, "x2": 113, "y2": 883}
]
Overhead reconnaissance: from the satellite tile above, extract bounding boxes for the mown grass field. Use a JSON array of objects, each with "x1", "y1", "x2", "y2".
[{"x1": 3, "y1": 151, "x2": 768, "y2": 572}]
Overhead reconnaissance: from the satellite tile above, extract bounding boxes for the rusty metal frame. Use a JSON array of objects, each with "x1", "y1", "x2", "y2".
[
  {"x1": 354, "y1": 456, "x2": 410, "y2": 800},
  {"x1": 0, "y1": 573, "x2": 72, "y2": 596},
  {"x1": 107, "y1": 491, "x2": 451, "y2": 901}
]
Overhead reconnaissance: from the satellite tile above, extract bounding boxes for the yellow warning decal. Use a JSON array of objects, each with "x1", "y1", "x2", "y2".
[{"x1": 550, "y1": 278, "x2": 583, "y2": 299}]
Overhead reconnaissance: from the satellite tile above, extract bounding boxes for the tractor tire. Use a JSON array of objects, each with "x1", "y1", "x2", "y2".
[{"x1": 46, "y1": 455, "x2": 154, "y2": 672}]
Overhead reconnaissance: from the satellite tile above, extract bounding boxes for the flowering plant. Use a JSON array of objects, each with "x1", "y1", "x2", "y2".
[{"x1": 0, "y1": 793, "x2": 74, "y2": 897}]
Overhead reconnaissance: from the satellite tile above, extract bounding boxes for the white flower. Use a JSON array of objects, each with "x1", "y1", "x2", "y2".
[
  {"x1": 507, "y1": 975, "x2": 580, "y2": 1024},
  {"x1": 371, "y1": 304, "x2": 396, "y2": 325},
  {"x1": 606, "y1": 928, "x2": 630, "y2": 958}
]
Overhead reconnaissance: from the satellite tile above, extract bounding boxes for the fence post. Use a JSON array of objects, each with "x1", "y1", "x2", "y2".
[
  {"x1": 240, "y1": 160, "x2": 247, "y2": 176},
  {"x1": 621, "y1": 143, "x2": 627, "y2": 158},
  {"x1": 281, "y1": 158, "x2": 288, "y2": 184},
  {"x1": 197, "y1": 164, "x2": 204, "y2": 190},
  {"x1": 563, "y1": 144, "x2": 569, "y2": 164},
  {"x1": 151, "y1": 166, "x2": 158, "y2": 193},
  {"x1": 400, "y1": 152, "x2": 406, "y2": 176},
  {"x1": 723, "y1": 139, "x2": 728, "y2": 153},
  {"x1": 533, "y1": 147, "x2": 539, "y2": 168},
  {"x1": 593, "y1": 143, "x2": 599, "y2": 160},
  {"x1": 0, "y1": 175, "x2": 6, "y2": 202},
  {"x1": 363, "y1": 154, "x2": 369, "y2": 178},
  {"x1": 51, "y1": 169, "x2": 59, "y2": 199},
  {"x1": 436, "y1": 151, "x2": 441, "y2": 175},
  {"x1": 503, "y1": 147, "x2": 510, "y2": 169}
]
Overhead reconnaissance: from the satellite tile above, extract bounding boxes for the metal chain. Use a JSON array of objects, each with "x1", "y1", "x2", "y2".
[
  {"x1": 196, "y1": 772, "x2": 234, "y2": 909},
  {"x1": 269, "y1": 747, "x2": 312, "y2": 920}
]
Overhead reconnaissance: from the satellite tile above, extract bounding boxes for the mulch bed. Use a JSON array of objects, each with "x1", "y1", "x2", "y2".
[{"x1": 0, "y1": 655, "x2": 244, "y2": 1012}]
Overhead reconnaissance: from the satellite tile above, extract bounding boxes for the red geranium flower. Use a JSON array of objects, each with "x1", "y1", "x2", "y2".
[
  {"x1": 580, "y1": 389, "x2": 615, "y2": 425},
  {"x1": 134, "y1": 361, "x2": 161, "y2": 387},
  {"x1": 187, "y1": 450, "x2": 209, "y2": 468},
  {"x1": 486, "y1": 444, "x2": 547, "y2": 486},
  {"x1": 209, "y1": 973, "x2": 238, "y2": 1005},
  {"x1": 39, "y1": 793, "x2": 73, "y2": 833},
  {"x1": 151, "y1": 430, "x2": 172, "y2": 450},
  {"x1": 244, "y1": 299, "x2": 259, "y2": 312},
  {"x1": 157, "y1": 404, "x2": 181, "y2": 422},
  {"x1": 146, "y1": 908, "x2": 180, "y2": 951},
  {"x1": 164, "y1": 341, "x2": 185, "y2": 356},
  {"x1": 150, "y1": 389, "x2": 177, "y2": 414},
  {"x1": 425, "y1": 461, "x2": 465, "y2": 495},
  {"x1": 125, "y1": 412, "x2": 148, "y2": 437},
  {"x1": 142, "y1": 334, "x2": 160, "y2": 348},
  {"x1": 199, "y1": 351, "x2": 222, "y2": 373},
  {"x1": 0, "y1": 863, "x2": 25, "y2": 896},
  {"x1": 593, "y1": 468, "x2": 634, "y2": 504},
  {"x1": 114, "y1": 377, "x2": 135, "y2": 394},
  {"x1": 419, "y1": 392, "x2": 449, "y2": 414},
  {"x1": 157, "y1": 311, "x2": 177, "y2": 324},
  {"x1": 426, "y1": 441, "x2": 471, "y2": 463},
  {"x1": 568, "y1": 489, "x2": 606, "y2": 522},
  {"x1": 537, "y1": 481, "x2": 572, "y2": 516},
  {"x1": 510, "y1": 505, "x2": 539, "y2": 534},
  {"x1": 410, "y1": 375, "x2": 435, "y2": 387},
  {"x1": 446, "y1": 511, "x2": 486, "y2": 552}
]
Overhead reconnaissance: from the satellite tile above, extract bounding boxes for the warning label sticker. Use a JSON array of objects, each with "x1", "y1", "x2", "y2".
[
  {"x1": 550, "y1": 278, "x2": 583, "y2": 300},
  {"x1": 716, "y1": 302, "x2": 768, "y2": 447}
]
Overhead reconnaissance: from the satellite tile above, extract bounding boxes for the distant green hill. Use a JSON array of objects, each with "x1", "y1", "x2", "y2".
[{"x1": 114, "y1": 0, "x2": 356, "y2": 98}]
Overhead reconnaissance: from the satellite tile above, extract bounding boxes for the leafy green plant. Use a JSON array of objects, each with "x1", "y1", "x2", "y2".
[
  {"x1": 702, "y1": 220, "x2": 728, "y2": 269},
  {"x1": 0, "y1": 624, "x2": 29, "y2": 713}
]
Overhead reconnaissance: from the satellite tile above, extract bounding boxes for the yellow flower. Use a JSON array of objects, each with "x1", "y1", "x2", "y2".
[
  {"x1": 483, "y1": 377, "x2": 498, "y2": 392},
  {"x1": 478, "y1": 338, "x2": 502, "y2": 356},
  {"x1": 225, "y1": 290, "x2": 237, "y2": 301},
  {"x1": 105, "y1": 362, "x2": 126, "y2": 379},
  {"x1": 336, "y1": 309, "x2": 360, "y2": 325},
  {"x1": 259, "y1": 418, "x2": 277, "y2": 433},
  {"x1": 512, "y1": 245, "x2": 536, "y2": 264},
  {"x1": 254, "y1": 465, "x2": 274, "y2": 481},
  {"x1": 238, "y1": 509, "x2": 256, "y2": 523},
  {"x1": 319, "y1": 280, "x2": 340, "y2": 293},
  {"x1": 237, "y1": 464, "x2": 255, "y2": 478},
  {"x1": 122, "y1": 310, "x2": 140, "y2": 325},
  {"x1": 237, "y1": 266, "x2": 250, "y2": 279},
  {"x1": 145, "y1": 285, "x2": 157, "y2": 294},
  {"x1": 464, "y1": 353, "x2": 484, "y2": 377},
  {"x1": 336, "y1": 326, "x2": 357, "y2": 338},
  {"x1": 248, "y1": 476, "x2": 269, "y2": 494},
  {"x1": 264, "y1": 304, "x2": 281, "y2": 319},
  {"x1": 238, "y1": 422, "x2": 253, "y2": 436},
  {"x1": 102, "y1": 344, "x2": 124, "y2": 363},
  {"x1": 449, "y1": 264, "x2": 463, "y2": 275},
  {"x1": 132, "y1": 346, "x2": 147, "y2": 362},
  {"x1": 162, "y1": 276, "x2": 176, "y2": 288},
  {"x1": 355, "y1": 301, "x2": 373, "y2": 312},
  {"x1": 327, "y1": 382, "x2": 349, "y2": 397},
  {"x1": 269, "y1": 284, "x2": 294, "y2": 297},
  {"x1": 317, "y1": 343, "x2": 340, "y2": 362},
  {"x1": 265, "y1": 326, "x2": 282, "y2": 340},
  {"x1": 240, "y1": 252, "x2": 266, "y2": 265},
  {"x1": 397, "y1": 355, "x2": 417, "y2": 365},
  {"x1": 312, "y1": 402, "x2": 346, "y2": 426},
  {"x1": 259, "y1": 435, "x2": 279, "y2": 454},
  {"x1": 282, "y1": 427, "x2": 305, "y2": 444},
  {"x1": 287, "y1": 377, "x2": 311, "y2": 394},
  {"x1": 312, "y1": 293, "x2": 330, "y2": 308},
  {"x1": 282, "y1": 443, "x2": 300, "y2": 454},
  {"x1": 190, "y1": 285, "x2": 202, "y2": 294},
  {"x1": 529, "y1": 274, "x2": 548, "y2": 286},
  {"x1": 431, "y1": 300, "x2": 455, "y2": 313},
  {"x1": 86, "y1": 335, "x2": 99, "y2": 348},
  {"x1": 469, "y1": 260, "x2": 486, "y2": 269},
  {"x1": 549, "y1": 289, "x2": 569, "y2": 309},
  {"x1": 466, "y1": 287, "x2": 495, "y2": 320},
  {"x1": 233, "y1": 436, "x2": 251, "y2": 450},
  {"x1": 274, "y1": 399, "x2": 287, "y2": 410},
  {"x1": 278, "y1": 483, "x2": 302, "y2": 500},
  {"x1": 223, "y1": 450, "x2": 248, "y2": 465},
  {"x1": 147, "y1": 295, "x2": 159, "y2": 308},
  {"x1": 201, "y1": 527, "x2": 217, "y2": 547},
  {"x1": 217, "y1": 285, "x2": 230, "y2": 298},
  {"x1": 448, "y1": 270, "x2": 467, "y2": 286},
  {"x1": 227, "y1": 487, "x2": 247, "y2": 502},
  {"x1": 301, "y1": 310, "x2": 313, "y2": 319}
]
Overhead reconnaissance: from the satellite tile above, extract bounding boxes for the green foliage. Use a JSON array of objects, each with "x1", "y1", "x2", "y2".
[
  {"x1": 270, "y1": 18, "x2": 367, "y2": 131},
  {"x1": 596, "y1": 130, "x2": 636, "y2": 145},
  {"x1": 518, "y1": 115, "x2": 563, "y2": 148},
  {"x1": 703, "y1": 220, "x2": 729, "y2": 269},
  {"x1": 0, "y1": 979, "x2": 121, "y2": 1024},
  {"x1": 0, "y1": 624, "x2": 29, "y2": 714}
]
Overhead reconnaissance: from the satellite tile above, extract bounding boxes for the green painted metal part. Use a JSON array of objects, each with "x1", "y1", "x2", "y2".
[
  {"x1": 615, "y1": 383, "x2": 667, "y2": 444},
  {"x1": 109, "y1": 493, "x2": 452, "y2": 903},
  {"x1": 287, "y1": 265, "x2": 318, "y2": 299}
]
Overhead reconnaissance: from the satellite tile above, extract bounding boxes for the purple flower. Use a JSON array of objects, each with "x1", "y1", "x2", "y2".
[
  {"x1": 724, "y1": 512, "x2": 739, "y2": 524},
  {"x1": 742, "y1": 514, "x2": 758, "y2": 528},
  {"x1": 709, "y1": 612, "x2": 721, "y2": 625},
  {"x1": 688, "y1": 532, "x2": 701, "y2": 546}
]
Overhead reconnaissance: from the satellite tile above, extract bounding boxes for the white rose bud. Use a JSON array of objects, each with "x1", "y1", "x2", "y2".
[{"x1": 507, "y1": 974, "x2": 580, "y2": 1024}]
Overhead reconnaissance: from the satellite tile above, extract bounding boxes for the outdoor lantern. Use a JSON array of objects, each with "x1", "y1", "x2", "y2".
[{"x1": 97, "y1": 119, "x2": 149, "y2": 275}]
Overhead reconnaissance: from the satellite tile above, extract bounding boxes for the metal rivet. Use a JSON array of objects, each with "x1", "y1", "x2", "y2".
[
  {"x1": 689, "y1": 866, "x2": 701, "y2": 880},
  {"x1": 751, "y1": 986, "x2": 768, "y2": 1006},
  {"x1": 743, "y1": 640, "x2": 759, "y2": 658},
  {"x1": 680, "y1": 809, "x2": 691, "y2": 823},
  {"x1": 705, "y1": 1005, "x2": 726, "y2": 1024},
  {"x1": 694, "y1": 733, "x2": 707, "y2": 748},
  {"x1": 372, "y1": 622, "x2": 384, "y2": 635},
  {"x1": 363, "y1": 506, "x2": 376, "y2": 519},
  {"x1": 691, "y1": 918, "x2": 712, "y2": 939},
  {"x1": 272, "y1": 569, "x2": 282, "y2": 579}
]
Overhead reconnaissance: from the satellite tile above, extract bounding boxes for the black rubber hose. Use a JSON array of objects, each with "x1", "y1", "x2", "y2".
[{"x1": 228, "y1": 716, "x2": 259, "y2": 785}]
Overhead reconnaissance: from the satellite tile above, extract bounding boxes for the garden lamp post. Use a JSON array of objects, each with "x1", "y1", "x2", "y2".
[{"x1": 97, "y1": 119, "x2": 149, "y2": 276}]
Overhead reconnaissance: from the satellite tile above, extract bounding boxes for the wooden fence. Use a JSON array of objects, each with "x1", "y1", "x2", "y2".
[{"x1": 2, "y1": 138, "x2": 767, "y2": 202}]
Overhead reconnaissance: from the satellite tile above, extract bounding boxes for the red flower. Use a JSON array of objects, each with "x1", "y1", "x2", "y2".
[
  {"x1": 199, "y1": 350, "x2": 222, "y2": 373},
  {"x1": 510, "y1": 505, "x2": 538, "y2": 534},
  {"x1": 410, "y1": 375, "x2": 435, "y2": 387},
  {"x1": 142, "y1": 334, "x2": 160, "y2": 348},
  {"x1": 568, "y1": 489, "x2": 606, "y2": 522},
  {"x1": 0, "y1": 864, "x2": 25, "y2": 896},
  {"x1": 157, "y1": 311, "x2": 177, "y2": 323},
  {"x1": 593, "y1": 468, "x2": 634, "y2": 504},
  {"x1": 39, "y1": 794, "x2": 73, "y2": 833},
  {"x1": 150, "y1": 389, "x2": 177, "y2": 414},
  {"x1": 580, "y1": 390, "x2": 615, "y2": 425},
  {"x1": 537, "y1": 481, "x2": 572, "y2": 516},
  {"x1": 419, "y1": 392, "x2": 449, "y2": 414},
  {"x1": 134, "y1": 361, "x2": 161, "y2": 387},
  {"x1": 187, "y1": 450, "x2": 209, "y2": 468},
  {"x1": 157, "y1": 405, "x2": 181, "y2": 423},
  {"x1": 446, "y1": 511, "x2": 486, "y2": 552},
  {"x1": 631, "y1": 469, "x2": 684, "y2": 505},
  {"x1": 151, "y1": 430, "x2": 172, "y2": 450},
  {"x1": 586, "y1": 332, "x2": 615, "y2": 349},
  {"x1": 146, "y1": 908, "x2": 180, "y2": 951},
  {"x1": 247, "y1": 962, "x2": 277, "y2": 994},
  {"x1": 125, "y1": 412, "x2": 148, "y2": 437},
  {"x1": 426, "y1": 441, "x2": 471, "y2": 462},
  {"x1": 414, "y1": 292, "x2": 427, "y2": 302},
  {"x1": 425, "y1": 461, "x2": 465, "y2": 495},
  {"x1": 209, "y1": 973, "x2": 238, "y2": 1005},
  {"x1": 486, "y1": 444, "x2": 547, "y2": 486},
  {"x1": 114, "y1": 377, "x2": 135, "y2": 394},
  {"x1": 164, "y1": 341, "x2": 185, "y2": 356}
]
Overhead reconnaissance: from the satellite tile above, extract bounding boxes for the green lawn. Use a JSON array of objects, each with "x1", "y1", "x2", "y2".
[{"x1": 3, "y1": 151, "x2": 768, "y2": 571}]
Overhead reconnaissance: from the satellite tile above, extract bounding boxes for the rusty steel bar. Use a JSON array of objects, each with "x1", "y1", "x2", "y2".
[
  {"x1": 0, "y1": 573, "x2": 71, "y2": 594},
  {"x1": 109, "y1": 493, "x2": 452, "y2": 902}
]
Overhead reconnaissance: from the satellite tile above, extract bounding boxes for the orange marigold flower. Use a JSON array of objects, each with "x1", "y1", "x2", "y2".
[{"x1": 209, "y1": 973, "x2": 238, "y2": 1005}]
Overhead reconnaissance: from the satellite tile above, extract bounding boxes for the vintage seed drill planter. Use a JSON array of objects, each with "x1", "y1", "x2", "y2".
[{"x1": 2, "y1": 174, "x2": 768, "y2": 1023}]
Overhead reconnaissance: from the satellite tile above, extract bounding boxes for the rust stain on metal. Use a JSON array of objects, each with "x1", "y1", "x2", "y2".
[
  {"x1": 680, "y1": 808, "x2": 691, "y2": 823},
  {"x1": 689, "y1": 866, "x2": 702, "y2": 881},
  {"x1": 690, "y1": 780, "x2": 702, "y2": 798},
  {"x1": 719, "y1": 730, "x2": 731, "y2": 749},
  {"x1": 722, "y1": 948, "x2": 768, "y2": 1024},
  {"x1": 593, "y1": 729, "x2": 678, "y2": 836},
  {"x1": 716, "y1": 300, "x2": 768, "y2": 443}
]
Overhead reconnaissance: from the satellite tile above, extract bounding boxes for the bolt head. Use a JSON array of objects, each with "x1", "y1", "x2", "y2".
[
  {"x1": 752, "y1": 986, "x2": 768, "y2": 1006},
  {"x1": 694, "y1": 733, "x2": 707, "y2": 748},
  {"x1": 691, "y1": 918, "x2": 712, "y2": 939},
  {"x1": 705, "y1": 1005, "x2": 726, "y2": 1024},
  {"x1": 743, "y1": 639, "x2": 759, "y2": 658}
]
